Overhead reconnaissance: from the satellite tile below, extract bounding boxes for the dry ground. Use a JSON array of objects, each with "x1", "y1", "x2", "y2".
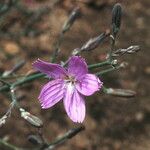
[{"x1": 0, "y1": 0, "x2": 150, "y2": 150}]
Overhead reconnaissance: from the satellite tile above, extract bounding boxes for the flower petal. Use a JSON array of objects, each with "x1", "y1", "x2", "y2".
[
  {"x1": 63, "y1": 83, "x2": 86, "y2": 123},
  {"x1": 39, "y1": 79, "x2": 65, "y2": 109},
  {"x1": 76, "y1": 74, "x2": 103, "y2": 96},
  {"x1": 68, "y1": 56, "x2": 88, "y2": 79},
  {"x1": 33, "y1": 59, "x2": 67, "y2": 79}
]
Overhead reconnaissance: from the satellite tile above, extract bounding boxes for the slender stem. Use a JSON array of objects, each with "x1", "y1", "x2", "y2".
[
  {"x1": 51, "y1": 32, "x2": 64, "y2": 63},
  {"x1": 10, "y1": 86, "x2": 21, "y2": 109},
  {"x1": 101, "y1": 85, "x2": 108, "y2": 93},
  {"x1": 0, "y1": 73, "x2": 44, "y2": 92},
  {"x1": 96, "y1": 65, "x2": 122, "y2": 76},
  {"x1": 12, "y1": 73, "x2": 45, "y2": 87},
  {"x1": 2, "y1": 60, "x2": 26, "y2": 77},
  {"x1": 0, "y1": 74, "x2": 27, "y2": 79},
  {"x1": 51, "y1": 7, "x2": 79, "y2": 63},
  {"x1": 46, "y1": 126, "x2": 85, "y2": 150},
  {"x1": 0, "y1": 139, "x2": 21, "y2": 150},
  {"x1": 88, "y1": 60, "x2": 109, "y2": 69},
  {"x1": 108, "y1": 35, "x2": 115, "y2": 62}
]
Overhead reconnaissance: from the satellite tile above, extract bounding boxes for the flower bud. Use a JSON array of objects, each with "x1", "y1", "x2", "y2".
[
  {"x1": 106, "y1": 88, "x2": 136, "y2": 98},
  {"x1": 112, "y1": 3, "x2": 122, "y2": 36},
  {"x1": 20, "y1": 108, "x2": 43, "y2": 128},
  {"x1": 2, "y1": 60, "x2": 26, "y2": 77},
  {"x1": 62, "y1": 7, "x2": 80, "y2": 33},
  {"x1": 72, "y1": 31, "x2": 110, "y2": 55},
  {"x1": 81, "y1": 32, "x2": 108, "y2": 51},
  {"x1": 113, "y1": 45, "x2": 140, "y2": 56},
  {"x1": 126, "y1": 45, "x2": 140, "y2": 53}
]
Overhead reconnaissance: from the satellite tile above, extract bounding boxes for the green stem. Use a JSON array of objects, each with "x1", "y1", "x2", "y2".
[
  {"x1": 101, "y1": 85, "x2": 108, "y2": 93},
  {"x1": 0, "y1": 139, "x2": 21, "y2": 150},
  {"x1": 46, "y1": 126, "x2": 85, "y2": 149},
  {"x1": 0, "y1": 73, "x2": 44, "y2": 92},
  {"x1": 0, "y1": 75, "x2": 26, "y2": 79},
  {"x1": 96, "y1": 65, "x2": 122, "y2": 76},
  {"x1": 88, "y1": 61, "x2": 109, "y2": 69},
  {"x1": 51, "y1": 32, "x2": 64, "y2": 63},
  {"x1": 108, "y1": 35, "x2": 116, "y2": 62},
  {"x1": 12, "y1": 73, "x2": 44, "y2": 87}
]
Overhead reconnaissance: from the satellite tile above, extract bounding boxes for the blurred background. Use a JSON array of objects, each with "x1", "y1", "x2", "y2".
[{"x1": 0, "y1": 0, "x2": 150, "y2": 150}]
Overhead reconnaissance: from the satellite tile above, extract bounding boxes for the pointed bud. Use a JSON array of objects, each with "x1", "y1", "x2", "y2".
[
  {"x1": 72, "y1": 30, "x2": 110, "y2": 55},
  {"x1": 20, "y1": 108, "x2": 43, "y2": 128},
  {"x1": 113, "y1": 45, "x2": 140, "y2": 56},
  {"x1": 81, "y1": 31, "x2": 110, "y2": 51},
  {"x1": 112, "y1": 3, "x2": 122, "y2": 36},
  {"x1": 62, "y1": 7, "x2": 80, "y2": 33},
  {"x1": 2, "y1": 60, "x2": 26, "y2": 77},
  {"x1": 126, "y1": 45, "x2": 140, "y2": 53}
]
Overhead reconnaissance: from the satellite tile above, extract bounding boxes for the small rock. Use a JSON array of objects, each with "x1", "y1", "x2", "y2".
[
  {"x1": 3, "y1": 42, "x2": 20, "y2": 55},
  {"x1": 145, "y1": 66, "x2": 150, "y2": 75}
]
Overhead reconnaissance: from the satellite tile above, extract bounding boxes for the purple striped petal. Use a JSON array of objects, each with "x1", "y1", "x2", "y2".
[
  {"x1": 76, "y1": 74, "x2": 103, "y2": 96},
  {"x1": 68, "y1": 56, "x2": 88, "y2": 80},
  {"x1": 63, "y1": 83, "x2": 85, "y2": 123},
  {"x1": 39, "y1": 79, "x2": 65, "y2": 109},
  {"x1": 33, "y1": 59, "x2": 67, "y2": 79}
]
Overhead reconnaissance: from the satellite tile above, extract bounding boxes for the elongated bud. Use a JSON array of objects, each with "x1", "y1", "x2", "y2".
[
  {"x1": 125, "y1": 45, "x2": 140, "y2": 53},
  {"x1": 112, "y1": 3, "x2": 122, "y2": 36},
  {"x1": 20, "y1": 108, "x2": 43, "y2": 128},
  {"x1": 2, "y1": 60, "x2": 26, "y2": 77},
  {"x1": 106, "y1": 88, "x2": 136, "y2": 98},
  {"x1": 81, "y1": 31, "x2": 110, "y2": 51},
  {"x1": 72, "y1": 30, "x2": 110, "y2": 55},
  {"x1": 113, "y1": 45, "x2": 140, "y2": 56},
  {"x1": 62, "y1": 7, "x2": 80, "y2": 33}
]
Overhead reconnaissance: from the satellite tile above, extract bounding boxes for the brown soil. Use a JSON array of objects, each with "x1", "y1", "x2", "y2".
[{"x1": 0, "y1": 0, "x2": 150, "y2": 150}]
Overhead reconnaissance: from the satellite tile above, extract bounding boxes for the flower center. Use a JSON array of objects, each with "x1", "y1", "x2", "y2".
[{"x1": 64, "y1": 75, "x2": 76, "y2": 85}]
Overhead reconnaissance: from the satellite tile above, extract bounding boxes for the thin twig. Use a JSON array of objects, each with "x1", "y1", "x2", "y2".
[
  {"x1": 88, "y1": 60, "x2": 109, "y2": 69},
  {"x1": 45, "y1": 126, "x2": 85, "y2": 150},
  {"x1": 51, "y1": 7, "x2": 80, "y2": 62},
  {"x1": 0, "y1": 139, "x2": 22, "y2": 150},
  {"x1": 96, "y1": 62, "x2": 127, "y2": 76}
]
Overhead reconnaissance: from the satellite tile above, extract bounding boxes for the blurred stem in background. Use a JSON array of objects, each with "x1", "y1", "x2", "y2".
[{"x1": 51, "y1": 7, "x2": 80, "y2": 62}]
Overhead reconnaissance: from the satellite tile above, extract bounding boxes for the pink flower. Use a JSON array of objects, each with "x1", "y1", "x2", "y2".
[{"x1": 33, "y1": 56, "x2": 103, "y2": 123}]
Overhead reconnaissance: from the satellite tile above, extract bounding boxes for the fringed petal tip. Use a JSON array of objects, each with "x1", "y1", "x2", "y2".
[
  {"x1": 41, "y1": 105, "x2": 48, "y2": 109},
  {"x1": 39, "y1": 98, "x2": 50, "y2": 109},
  {"x1": 41, "y1": 103, "x2": 52, "y2": 109},
  {"x1": 64, "y1": 85, "x2": 86, "y2": 123},
  {"x1": 71, "y1": 116, "x2": 85, "y2": 123},
  {"x1": 32, "y1": 59, "x2": 67, "y2": 79},
  {"x1": 32, "y1": 58, "x2": 42, "y2": 67},
  {"x1": 97, "y1": 77, "x2": 103, "y2": 90}
]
